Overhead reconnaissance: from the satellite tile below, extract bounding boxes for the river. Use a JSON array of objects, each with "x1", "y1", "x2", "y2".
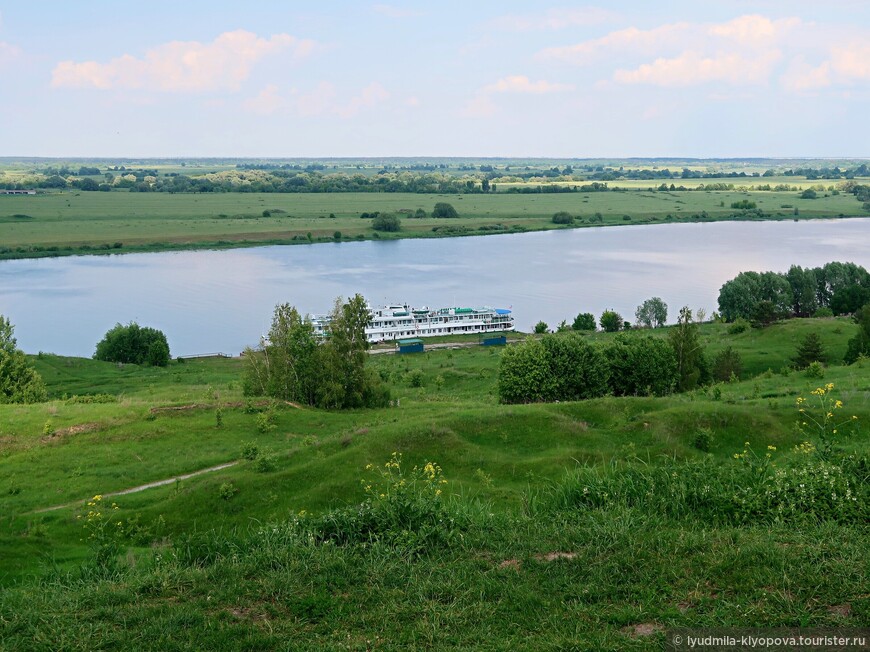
[{"x1": 1, "y1": 219, "x2": 868, "y2": 357}]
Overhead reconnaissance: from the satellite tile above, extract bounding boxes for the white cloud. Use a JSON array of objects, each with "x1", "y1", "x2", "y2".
[
  {"x1": 462, "y1": 76, "x2": 573, "y2": 118},
  {"x1": 536, "y1": 22, "x2": 691, "y2": 64},
  {"x1": 614, "y1": 50, "x2": 782, "y2": 87},
  {"x1": 780, "y1": 41, "x2": 870, "y2": 92},
  {"x1": 51, "y1": 30, "x2": 317, "y2": 92},
  {"x1": 484, "y1": 75, "x2": 574, "y2": 94},
  {"x1": 829, "y1": 43, "x2": 870, "y2": 82},
  {"x1": 781, "y1": 58, "x2": 832, "y2": 92},
  {"x1": 536, "y1": 15, "x2": 799, "y2": 65},
  {"x1": 243, "y1": 82, "x2": 390, "y2": 118},
  {"x1": 490, "y1": 7, "x2": 616, "y2": 31},
  {"x1": 708, "y1": 15, "x2": 800, "y2": 44}
]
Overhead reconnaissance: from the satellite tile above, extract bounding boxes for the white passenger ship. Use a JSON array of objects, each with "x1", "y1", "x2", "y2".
[{"x1": 311, "y1": 303, "x2": 515, "y2": 343}]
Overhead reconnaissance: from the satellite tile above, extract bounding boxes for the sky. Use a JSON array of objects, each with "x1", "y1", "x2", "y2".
[{"x1": 1, "y1": 1, "x2": 869, "y2": 158}]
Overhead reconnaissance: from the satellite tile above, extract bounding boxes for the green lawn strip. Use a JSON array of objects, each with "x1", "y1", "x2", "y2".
[{"x1": 1, "y1": 189, "x2": 866, "y2": 259}]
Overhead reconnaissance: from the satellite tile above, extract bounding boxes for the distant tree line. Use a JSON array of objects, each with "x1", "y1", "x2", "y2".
[{"x1": 718, "y1": 262, "x2": 870, "y2": 324}]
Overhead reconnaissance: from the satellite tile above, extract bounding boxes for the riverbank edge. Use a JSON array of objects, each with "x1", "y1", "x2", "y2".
[{"x1": 1, "y1": 212, "x2": 867, "y2": 262}]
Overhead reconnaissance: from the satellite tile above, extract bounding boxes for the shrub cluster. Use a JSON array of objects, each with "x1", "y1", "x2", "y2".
[
  {"x1": 498, "y1": 332, "x2": 689, "y2": 403},
  {"x1": 498, "y1": 334, "x2": 610, "y2": 403},
  {"x1": 551, "y1": 211, "x2": 574, "y2": 225},
  {"x1": 0, "y1": 315, "x2": 47, "y2": 403},
  {"x1": 243, "y1": 295, "x2": 390, "y2": 409},
  {"x1": 94, "y1": 322, "x2": 170, "y2": 366}
]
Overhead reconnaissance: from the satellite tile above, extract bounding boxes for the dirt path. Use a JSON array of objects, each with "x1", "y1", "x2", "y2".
[{"x1": 31, "y1": 461, "x2": 238, "y2": 514}]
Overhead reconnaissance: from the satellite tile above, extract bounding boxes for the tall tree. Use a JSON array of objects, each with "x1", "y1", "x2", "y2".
[
  {"x1": 635, "y1": 297, "x2": 668, "y2": 328},
  {"x1": 572, "y1": 312, "x2": 596, "y2": 331},
  {"x1": 844, "y1": 304, "x2": 870, "y2": 364},
  {"x1": 243, "y1": 295, "x2": 388, "y2": 409},
  {"x1": 244, "y1": 304, "x2": 319, "y2": 405},
  {"x1": 786, "y1": 265, "x2": 819, "y2": 317},
  {"x1": 318, "y1": 294, "x2": 379, "y2": 409},
  {"x1": 668, "y1": 306, "x2": 708, "y2": 392}
]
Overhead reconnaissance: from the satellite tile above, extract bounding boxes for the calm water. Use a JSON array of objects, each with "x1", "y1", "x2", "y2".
[{"x1": 1, "y1": 219, "x2": 868, "y2": 357}]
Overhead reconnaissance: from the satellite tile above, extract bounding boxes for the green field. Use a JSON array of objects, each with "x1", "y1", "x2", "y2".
[
  {"x1": 1, "y1": 317, "x2": 868, "y2": 649},
  {"x1": 1, "y1": 188, "x2": 866, "y2": 259}
]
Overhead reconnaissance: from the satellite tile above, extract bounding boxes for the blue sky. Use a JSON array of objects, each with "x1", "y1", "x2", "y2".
[{"x1": 1, "y1": 1, "x2": 869, "y2": 157}]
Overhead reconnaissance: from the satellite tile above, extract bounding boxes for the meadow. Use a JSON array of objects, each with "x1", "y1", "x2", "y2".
[
  {"x1": 1, "y1": 187, "x2": 865, "y2": 259},
  {"x1": 0, "y1": 317, "x2": 867, "y2": 649}
]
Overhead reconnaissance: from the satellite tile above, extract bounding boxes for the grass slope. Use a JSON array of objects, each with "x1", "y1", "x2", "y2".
[{"x1": 0, "y1": 319, "x2": 867, "y2": 648}]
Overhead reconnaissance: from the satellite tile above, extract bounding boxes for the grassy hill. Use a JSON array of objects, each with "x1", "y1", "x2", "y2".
[{"x1": 0, "y1": 318, "x2": 867, "y2": 649}]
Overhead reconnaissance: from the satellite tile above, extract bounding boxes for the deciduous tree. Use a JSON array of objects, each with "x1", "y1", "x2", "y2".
[
  {"x1": 635, "y1": 297, "x2": 668, "y2": 328},
  {"x1": 0, "y1": 315, "x2": 47, "y2": 404}
]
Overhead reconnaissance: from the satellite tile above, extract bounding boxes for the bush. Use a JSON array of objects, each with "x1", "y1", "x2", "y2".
[
  {"x1": 0, "y1": 315, "x2": 47, "y2": 404},
  {"x1": 599, "y1": 310, "x2": 623, "y2": 333},
  {"x1": 406, "y1": 368, "x2": 425, "y2": 387},
  {"x1": 804, "y1": 361, "x2": 825, "y2": 379},
  {"x1": 844, "y1": 304, "x2": 870, "y2": 364},
  {"x1": 572, "y1": 312, "x2": 596, "y2": 331},
  {"x1": 256, "y1": 411, "x2": 276, "y2": 433},
  {"x1": 712, "y1": 346, "x2": 742, "y2": 382},
  {"x1": 793, "y1": 332, "x2": 825, "y2": 369},
  {"x1": 241, "y1": 441, "x2": 259, "y2": 461},
  {"x1": 693, "y1": 428, "x2": 714, "y2": 452},
  {"x1": 813, "y1": 307, "x2": 834, "y2": 318},
  {"x1": 551, "y1": 211, "x2": 574, "y2": 225},
  {"x1": 498, "y1": 334, "x2": 610, "y2": 404},
  {"x1": 372, "y1": 213, "x2": 400, "y2": 232},
  {"x1": 94, "y1": 322, "x2": 170, "y2": 366},
  {"x1": 800, "y1": 189, "x2": 818, "y2": 199},
  {"x1": 432, "y1": 202, "x2": 459, "y2": 218},
  {"x1": 255, "y1": 450, "x2": 278, "y2": 473},
  {"x1": 728, "y1": 318, "x2": 750, "y2": 334},
  {"x1": 534, "y1": 321, "x2": 549, "y2": 334},
  {"x1": 605, "y1": 334, "x2": 678, "y2": 397},
  {"x1": 219, "y1": 483, "x2": 238, "y2": 501},
  {"x1": 730, "y1": 200, "x2": 757, "y2": 210}
]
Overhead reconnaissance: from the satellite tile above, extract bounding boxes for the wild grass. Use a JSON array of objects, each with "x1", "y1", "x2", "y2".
[
  {"x1": 1, "y1": 189, "x2": 865, "y2": 258},
  {"x1": 0, "y1": 319, "x2": 867, "y2": 648}
]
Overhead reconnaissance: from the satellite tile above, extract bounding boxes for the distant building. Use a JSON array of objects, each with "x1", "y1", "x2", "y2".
[{"x1": 0, "y1": 190, "x2": 36, "y2": 195}]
